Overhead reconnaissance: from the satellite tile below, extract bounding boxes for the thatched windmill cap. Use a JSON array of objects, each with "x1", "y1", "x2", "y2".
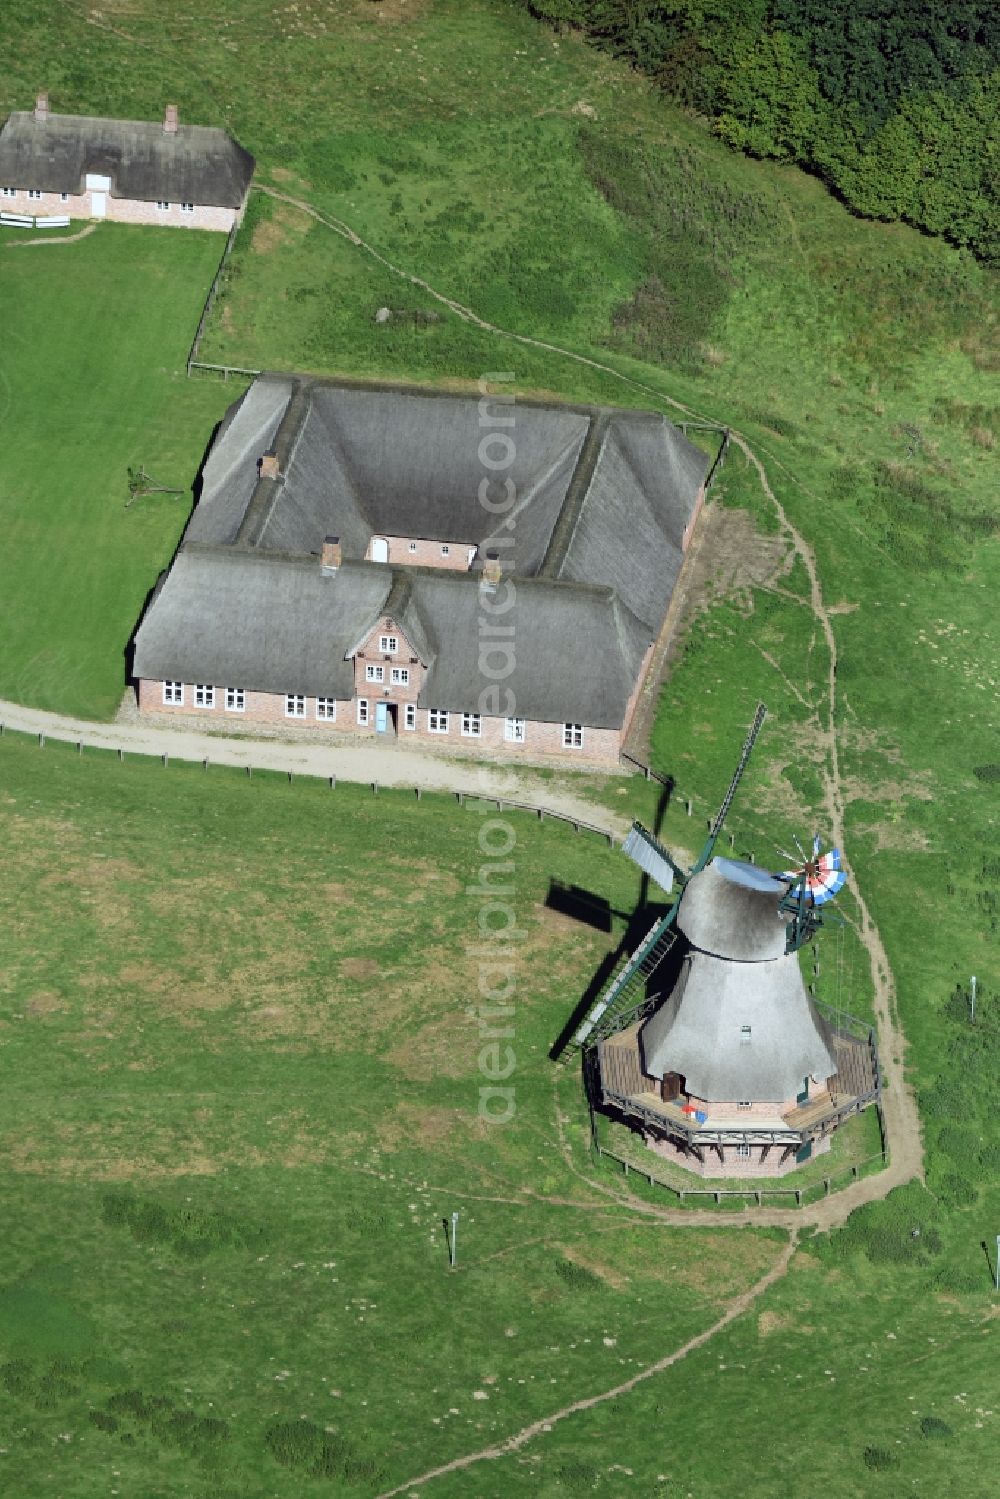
[
  {"x1": 640, "y1": 951, "x2": 838, "y2": 1101},
  {"x1": 677, "y1": 857, "x2": 788, "y2": 962}
]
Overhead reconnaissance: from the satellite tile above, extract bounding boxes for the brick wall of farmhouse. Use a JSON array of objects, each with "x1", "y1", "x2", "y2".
[
  {"x1": 1, "y1": 187, "x2": 235, "y2": 231},
  {"x1": 353, "y1": 616, "x2": 425, "y2": 702},
  {"x1": 365, "y1": 536, "x2": 476, "y2": 571},
  {"x1": 137, "y1": 677, "x2": 623, "y2": 765},
  {"x1": 682, "y1": 483, "x2": 706, "y2": 552}
]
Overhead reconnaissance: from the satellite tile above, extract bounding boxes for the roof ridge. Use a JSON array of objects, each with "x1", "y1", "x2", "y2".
[
  {"x1": 537, "y1": 411, "x2": 612, "y2": 577},
  {"x1": 488, "y1": 419, "x2": 589, "y2": 541},
  {"x1": 234, "y1": 380, "x2": 311, "y2": 547}
]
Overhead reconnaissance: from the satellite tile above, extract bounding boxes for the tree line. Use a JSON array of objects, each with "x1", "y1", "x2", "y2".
[{"x1": 519, "y1": 1, "x2": 1000, "y2": 261}]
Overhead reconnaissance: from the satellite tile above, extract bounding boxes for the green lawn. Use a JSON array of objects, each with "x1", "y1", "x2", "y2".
[
  {"x1": 0, "y1": 224, "x2": 239, "y2": 718},
  {"x1": 0, "y1": 731, "x2": 787, "y2": 1496}
]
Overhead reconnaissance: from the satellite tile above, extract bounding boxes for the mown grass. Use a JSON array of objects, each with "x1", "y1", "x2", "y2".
[
  {"x1": 0, "y1": 731, "x2": 784, "y2": 1496},
  {"x1": 0, "y1": 224, "x2": 239, "y2": 718}
]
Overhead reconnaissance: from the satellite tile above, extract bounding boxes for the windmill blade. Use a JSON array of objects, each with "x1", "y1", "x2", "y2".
[
  {"x1": 621, "y1": 822, "x2": 678, "y2": 896},
  {"x1": 792, "y1": 832, "x2": 808, "y2": 863},
  {"x1": 812, "y1": 832, "x2": 822, "y2": 857}
]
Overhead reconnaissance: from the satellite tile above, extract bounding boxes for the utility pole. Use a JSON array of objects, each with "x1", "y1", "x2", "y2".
[
  {"x1": 449, "y1": 1211, "x2": 459, "y2": 1270},
  {"x1": 970, "y1": 975, "x2": 977, "y2": 1022}
]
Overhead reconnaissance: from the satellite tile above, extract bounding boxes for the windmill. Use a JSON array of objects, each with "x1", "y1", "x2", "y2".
[{"x1": 555, "y1": 702, "x2": 768, "y2": 1060}]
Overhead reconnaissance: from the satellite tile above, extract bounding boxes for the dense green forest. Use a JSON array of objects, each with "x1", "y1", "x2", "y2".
[{"x1": 519, "y1": 1, "x2": 1000, "y2": 260}]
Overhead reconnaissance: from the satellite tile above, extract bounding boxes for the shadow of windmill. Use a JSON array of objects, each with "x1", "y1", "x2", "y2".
[{"x1": 547, "y1": 773, "x2": 683, "y2": 1062}]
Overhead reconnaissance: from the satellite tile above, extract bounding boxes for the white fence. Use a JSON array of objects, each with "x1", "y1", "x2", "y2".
[{"x1": 1, "y1": 212, "x2": 71, "y2": 229}]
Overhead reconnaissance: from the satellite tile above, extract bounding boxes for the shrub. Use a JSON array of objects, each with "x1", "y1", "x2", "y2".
[
  {"x1": 554, "y1": 1258, "x2": 602, "y2": 1290},
  {"x1": 919, "y1": 1415, "x2": 953, "y2": 1439},
  {"x1": 863, "y1": 1445, "x2": 899, "y2": 1471},
  {"x1": 264, "y1": 1418, "x2": 379, "y2": 1481}
]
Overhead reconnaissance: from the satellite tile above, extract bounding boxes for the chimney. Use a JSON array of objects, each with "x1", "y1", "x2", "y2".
[
  {"x1": 164, "y1": 103, "x2": 179, "y2": 135},
  {"x1": 258, "y1": 450, "x2": 279, "y2": 480},
  {"x1": 321, "y1": 536, "x2": 342, "y2": 575},
  {"x1": 481, "y1": 551, "x2": 502, "y2": 592},
  {"x1": 34, "y1": 91, "x2": 49, "y2": 124}
]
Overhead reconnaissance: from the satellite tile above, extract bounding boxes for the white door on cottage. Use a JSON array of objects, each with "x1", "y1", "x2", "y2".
[
  {"x1": 85, "y1": 173, "x2": 110, "y2": 218},
  {"x1": 371, "y1": 536, "x2": 388, "y2": 563}
]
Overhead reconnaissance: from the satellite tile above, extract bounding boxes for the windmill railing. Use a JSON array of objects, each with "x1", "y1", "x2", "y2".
[{"x1": 592, "y1": 1141, "x2": 888, "y2": 1207}]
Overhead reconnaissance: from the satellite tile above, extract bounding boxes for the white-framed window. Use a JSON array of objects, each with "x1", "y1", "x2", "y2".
[
  {"x1": 408, "y1": 541, "x2": 417, "y2": 553},
  {"x1": 162, "y1": 680, "x2": 184, "y2": 706},
  {"x1": 365, "y1": 663, "x2": 384, "y2": 683},
  {"x1": 428, "y1": 708, "x2": 449, "y2": 734},
  {"x1": 357, "y1": 698, "x2": 369, "y2": 726},
  {"x1": 285, "y1": 693, "x2": 306, "y2": 718},
  {"x1": 27, "y1": 189, "x2": 42, "y2": 201},
  {"x1": 461, "y1": 713, "x2": 481, "y2": 738},
  {"x1": 379, "y1": 634, "x2": 397, "y2": 654},
  {"x1": 156, "y1": 200, "x2": 170, "y2": 211},
  {"x1": 740, "y1": 1025, "x2": 752, "y2": 1044},
  {"x1": 316, "y1": 697, "x2": 336, "y2": 721},
  {"x1": 737, "y1": 1100, "x2": 752, "y2": 1111},
  {"x1": 1, "y1": 188, "x2": 15, "y2": 199},
  {"x1": 735, "y1": 1143, "x2": 752, "y2": 1160},
  {"x1": 504, "y1": 717, "x2": 526, "y2": 743},
  {"x1": 440, "y1": 544, "x2": 450, "y2": 556},
  {"x1": 59, "y1": 192, "x2": 69, "y2": 202},
  {"x1": 404, "y1": 703, "x2": 416, "y2": 731},
  {"x1": 562, "y1": 723, "x2": 584, "y2": 749},
  {"x1": 194, "y1": 684, "x2": 215, "y2": 709},
  {"x1": 390, "y1": 666, "x2": 409, "y2": 686},
  {"x1": 225, "y1": 687, "x2": 245, "y2": 712},
  {"x1": 180, "y1": 201, "x2": 194, "y2": 214}
]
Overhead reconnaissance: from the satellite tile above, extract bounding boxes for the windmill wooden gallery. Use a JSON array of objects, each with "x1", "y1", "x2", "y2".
[{"x1": 560, "y1": 706, "x2": 881, "y2": 1178}]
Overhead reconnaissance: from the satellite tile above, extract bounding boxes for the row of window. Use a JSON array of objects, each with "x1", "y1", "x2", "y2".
[
  {"x1": 364, "y1": 664, "x2": 408, "y2": 685},
  {"x1": 160, "y1": 682, "x2": 585, "y2": 746},
  {"x1": 3, "y1": 188, "x2": 69, "y2": 201},
  {"x1": 0, "y1": 189, "x2": 195, "y2": 211}
]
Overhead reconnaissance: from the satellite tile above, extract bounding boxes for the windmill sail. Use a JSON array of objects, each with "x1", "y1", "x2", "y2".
[{"x1": 622, "y1": 822, "x2": 676, "y2": 896}]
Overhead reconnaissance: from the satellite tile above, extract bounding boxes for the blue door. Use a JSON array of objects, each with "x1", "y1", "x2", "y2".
[{"x1": 375, "y1": 701, "x2": 388, "y2": 733}]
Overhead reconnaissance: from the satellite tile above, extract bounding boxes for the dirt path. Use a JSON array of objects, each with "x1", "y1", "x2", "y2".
[
  {"x1": 0, "y1": 696, "x2": 627, "y2": 840},
  {"x1": 6, "y1": 222, "x2": 98, "y2": 248},
  {"x1": 375, "y1": 1231, "x2": 798, "y2": 1498}
]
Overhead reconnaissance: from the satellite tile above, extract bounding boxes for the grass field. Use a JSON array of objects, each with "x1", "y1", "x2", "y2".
[
  {"x1": 0, "y1": 0, "x2": 998, "y2": 1493},
  {"x1": 0, "y1": 730, "x2": 792, "y2": 1496},
  {"x1": 0, "y1": 225, "x2": 240, "y2": 718}
]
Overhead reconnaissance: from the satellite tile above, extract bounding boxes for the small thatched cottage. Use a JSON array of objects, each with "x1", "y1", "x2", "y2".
[{"x1": 0, "y1": 93, "x2": 253, "y2": 230}]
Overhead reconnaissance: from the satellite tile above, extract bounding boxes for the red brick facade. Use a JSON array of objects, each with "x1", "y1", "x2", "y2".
[
  {"x1": 364, "y1": 536, "x2": 476, "y2": 571},
  {"x1": 136, "y1": 676, "x2": 624, "y2": 767},
  {"x1": 0, "y1": 185, "x2": 237, "y2": 231},
  {"x1": 645, "y1": 1130, "x2": 831, "y2": 1179}
]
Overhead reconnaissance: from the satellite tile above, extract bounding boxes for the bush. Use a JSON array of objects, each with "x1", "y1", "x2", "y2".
[
  {"x1": 264, "y1": 1418, "x2": 381, "y2": 1482},
  {"x1": 919, "y1": 1415, "x2": 953, "y2": 1439},
  {"x1": 554, "y1": 1258, "x2": 602, "y2": 1290},
  {"x1": 863, "y1": 1444, "x2": 899, "y2": 1471}
]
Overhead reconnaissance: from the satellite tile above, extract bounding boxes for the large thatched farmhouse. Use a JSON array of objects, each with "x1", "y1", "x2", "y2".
[
  {"x1": 132, "y1": 377, "x2": 711, "y2": 766},
  {"x1": 0, "y1": 93, "x2": 253, "y2": 231}
]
